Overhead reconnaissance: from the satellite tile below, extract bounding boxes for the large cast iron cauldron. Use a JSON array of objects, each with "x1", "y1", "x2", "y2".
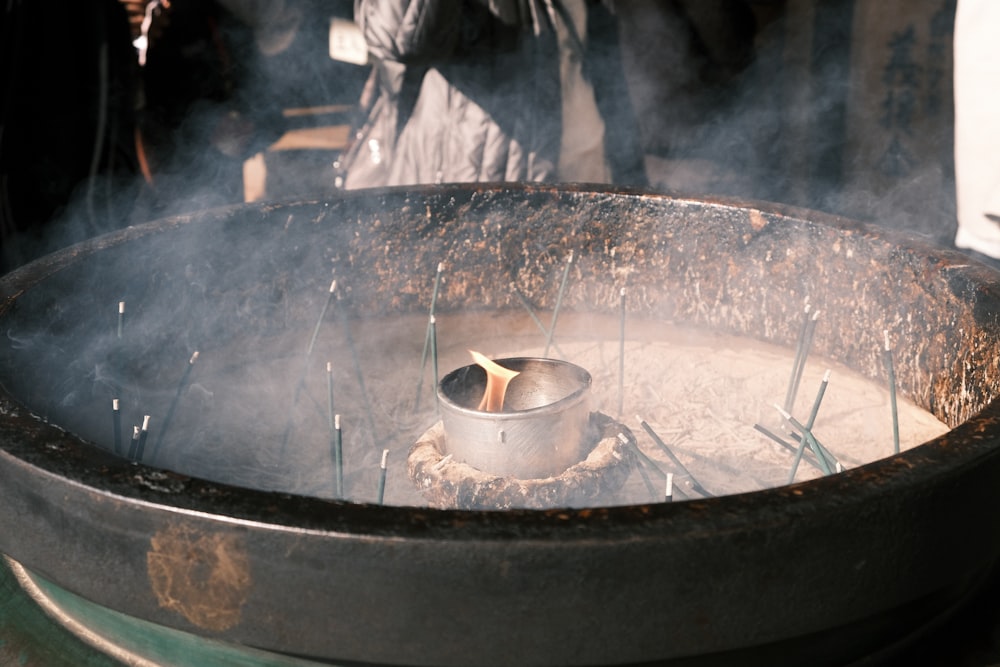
[{"x1": 1, "y1": 184, "x2": 999, "y2": 666}]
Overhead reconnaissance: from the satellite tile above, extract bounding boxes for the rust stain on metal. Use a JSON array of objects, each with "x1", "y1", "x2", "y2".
[
  {"x1": 748, "y1": 209, "x2": 768, "y2": 232},
  {"x1": 147, "y1": 523, "x2": 251, "y2": 632}
]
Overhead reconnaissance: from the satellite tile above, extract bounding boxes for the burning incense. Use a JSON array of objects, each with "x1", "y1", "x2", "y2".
[
  {"x1": 377, "y1": 448, "x2": 388, "y2": 505},
  {"x1": 544, "y1": 251, "x2": 573, "y2": 358},
  {"x1": 883, "y1": 330, "x2": 900, "y2": 454},
  {"x1": 618, "y1": 287, "x2": 626, "y2": 418},
  {"x1": 117, "y1": 301, "x2": 125, "y2": 339},
  {"x1": 342, "y1": 313, "x2": 379, "y2": 448},
  {"x1": 149, "y1": 350, "x2": 198, "y2": 465},
  {"x1": 636, "y1": 416, "x2": 713, "y2": 498},
  {"x1": 783, "y1": 303, "x2": 810, "y2": 410},
  {"x1": 333, "y1": 414, "x2": 344, "y2": 498},
  {"x1": 470, "y1": 351, "x2": 520, "y2": 412},
  {"x1": 112, "y1": 398, "x2": 122, "y2": 455},
  {"x1": 784, "y1": 306, "x2": 821, "y2": 412},
  {"x1": 326, "y1": 362, "x2": 335, "y2": 430},
  {"x1": 135, "y1": 415, "x2": 150, "y2": 461},
  {"x1": 128, "y1": 425, "x2": 140, "y2": 460},
  {"x1": 306, "y1": 279, "x2": 338, "y2": 360},
  {"x1": 665, "y1": 473, "x2": 674, "y2": 503},
  {"x1": 283, "y1": 281, "x2": 341, "y2": 453},
  {"x1": 414, "y1": 262, "x2": 444, "y2": 410},
  {"x1": 431, "y1": 315, "x2": 440, "y2": 411}
]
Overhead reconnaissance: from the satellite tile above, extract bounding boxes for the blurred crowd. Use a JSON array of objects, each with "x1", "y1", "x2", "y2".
[{"x1": 0, "y1": 0, "x2": 767, "y2": 271}]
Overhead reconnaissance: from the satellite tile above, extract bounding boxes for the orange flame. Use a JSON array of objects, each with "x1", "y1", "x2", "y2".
[{"x1": 469, "y1": 350, "x2": 520, "y2": 412}]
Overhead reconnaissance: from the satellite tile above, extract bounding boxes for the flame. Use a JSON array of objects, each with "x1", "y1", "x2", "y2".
[{"x1": 469, "y1": 350, "x2": 519, "y2": 412}]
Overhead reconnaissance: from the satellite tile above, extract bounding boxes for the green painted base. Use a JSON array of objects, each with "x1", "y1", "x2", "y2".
[
  {"x1": 0, "y1": 556, "x2": 329, "y2": 667},
  {"x1": 0, "y1": 556, "x2": 121, "y2": 667}
]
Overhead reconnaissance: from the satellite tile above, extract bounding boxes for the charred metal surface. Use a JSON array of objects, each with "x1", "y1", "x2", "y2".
[{"x1": 0, "y1": 184, "x2": 998, "y2": 666}]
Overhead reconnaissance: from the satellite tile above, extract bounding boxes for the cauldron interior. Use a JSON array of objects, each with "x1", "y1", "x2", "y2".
[{"x1": 1, "y1": 184, "x2": 1000, "y2": 666}]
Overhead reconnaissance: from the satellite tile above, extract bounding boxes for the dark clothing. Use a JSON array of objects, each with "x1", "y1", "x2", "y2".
[
  {"x1": 0, "y1": 1, "x2": 140, "y2": 272},
  {"x1": 614, "y1": 0, "x2": 757, "y2": 159},
  {"x1": 345, "y1": 0, "x2": 644, "y2": 187}
]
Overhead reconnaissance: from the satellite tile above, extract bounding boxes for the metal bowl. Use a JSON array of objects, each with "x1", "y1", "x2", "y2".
[
  {"x1": 437, "y1": 357, "x2": 592, "y2": 479},
  {"x1": 1, "y1": 184, "x2": 999, "y2": 666}
]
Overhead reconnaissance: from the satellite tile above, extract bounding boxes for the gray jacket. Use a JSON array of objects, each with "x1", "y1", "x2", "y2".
[{"x1": 345, "y1": 0, "x2": 643, "y2": 187}]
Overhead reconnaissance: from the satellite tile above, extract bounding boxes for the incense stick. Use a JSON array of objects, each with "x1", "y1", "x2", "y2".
[
  {"x1": 342, "y1": 311, "x2": 379, "y2": 448},
  {"x1": 544, "y1": 251, "x2": 573, "y2": 358},
  {"x1": 805, "y1": 369, "x2": 831, "y2": 430},
  {"x1": 377, "y1": 448, "x2": 388, "y2": 505},
  {"x1": 430, "y1": 315, "x2": 439, "y2": 412},
  {"x1": 618, "y1": 432, "x2": 657, "y2": 500},
  {"x1": 127, "y1": 425, "x2": 140, "y2": 460},
  {"x1": 283, "y1": 281, "x2": 341, "y2": 453},
  {"x1": 754, "y1": 422, "x2": 826, "y2": 476},
  {"x1": 786, "y1": 434, "x2": 810, "y2": 485},
  {"x1": 306, "y1": 279, "x2": 337, "y2": 360},
  {"x1": 510, "y1": 284, "x2": 566, "y2": 358},
  {"x1": 618, "y1": 287, "x2": 626, "y2": 418},
  {"x1": 333, "y1": 414, "x2": 344, "y2": 498},
  {"x1": 637, "y1": 416, "x2": 713, "y2": 497},
  {"x1": 112, "y1": 398, "x2": 122, "y2": 455},
  {"x1": 783, "y1": 303, "x2": 810, "y2": 410},
  {"x1": 785, "y1": 307, "x2": 820, "y2": 411},
  {"x1": 414, "y1": 262, "x2": 444, "y2": 410},
  {"x1": 149, "y1": 350, "x2": 198, "y2": 465},
  {"x1": 326, "y1": 361, "x2": 335, "y2": 430},
  {"x1": 774, "y1": 405, "x2": 833, "y2": 475},
  {"x1": 787, "y1": 371, "x2": 832, "y2": 482},
  {"x1": 883, "y1": 330, "x2": 900, "y2": 454},
  {"x1": 753, "y1": 422, "x2": 798, "y2": 454},
  {"x1": 135, "y1": 415, "x2": 150, "y2": 461}
]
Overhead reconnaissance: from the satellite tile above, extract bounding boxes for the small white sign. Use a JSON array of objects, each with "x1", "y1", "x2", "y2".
[{"x1": 329, "y1": 17, "x2": 369, "y2": 65}]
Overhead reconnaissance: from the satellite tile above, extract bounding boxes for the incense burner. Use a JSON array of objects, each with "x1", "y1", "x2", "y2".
[{"x1": 1, "y1": 184, "x2": 1000, "y2": 666}]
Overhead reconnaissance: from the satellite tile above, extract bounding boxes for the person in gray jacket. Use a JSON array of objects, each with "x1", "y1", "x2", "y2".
[{"x1": 341, "y1": 0, "x2": 646, "y2": 188}]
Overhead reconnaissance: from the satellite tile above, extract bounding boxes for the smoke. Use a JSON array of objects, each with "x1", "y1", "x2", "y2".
[{"x1": 0, "y1": 2, "x2": 969, "y2": 511}]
